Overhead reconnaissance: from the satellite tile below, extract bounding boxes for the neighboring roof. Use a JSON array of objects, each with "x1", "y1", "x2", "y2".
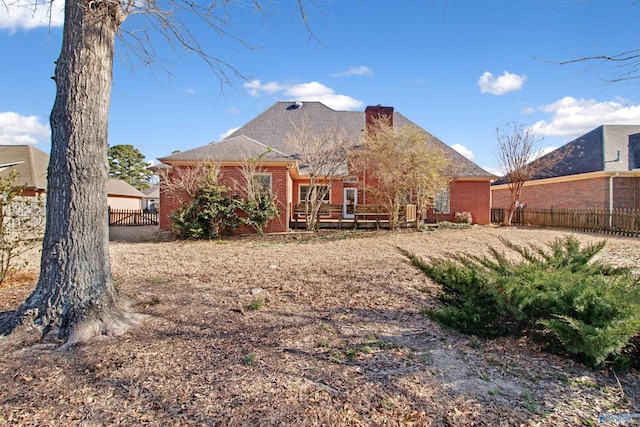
[
  {"x1": 107, "y1": 178, "x2": 144, "y2": 198},
  {"x1": 142, "y1": 185, "x2": 160, "y2": 199},
  {"x1": 513, "y1": 124, "x2": 640, "y2": 183},
  {"x1": 159, "y1": 101, "x2": 494, "y2": 179},
  {"x1": 0, "y1": 145, "x2": 49, "y2": 190}
]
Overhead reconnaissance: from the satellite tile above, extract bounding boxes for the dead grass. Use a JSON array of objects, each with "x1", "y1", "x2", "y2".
[{"x1": 1, "y1": 226, "x2": 639, "y2": 426}]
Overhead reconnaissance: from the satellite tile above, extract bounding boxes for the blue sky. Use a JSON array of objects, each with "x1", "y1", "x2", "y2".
[{"x1": 1, "y1": 1, "x2": 639, "y2": 173}]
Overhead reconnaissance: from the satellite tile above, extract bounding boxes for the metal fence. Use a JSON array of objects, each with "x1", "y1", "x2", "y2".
[
  {"x1": 2, "y1": 197, "x2": 46, "y2": 233},
  {"x1": 491, "y1": 207, "x2": 640, "y2": 237}
]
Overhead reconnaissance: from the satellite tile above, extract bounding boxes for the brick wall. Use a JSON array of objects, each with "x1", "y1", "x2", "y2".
[
  {"x1": 424, "y1": 180, "x2": 491, "y2": 225},
  {"x1": 491, "y1": 176, "x2": 640, "y2": 209},
  {"x1": 159, "y1": 164, "x2": 291, "y2": 233}
]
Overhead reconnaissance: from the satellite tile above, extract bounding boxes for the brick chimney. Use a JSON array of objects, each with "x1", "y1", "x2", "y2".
[{"x1": 365, "y1": 105, "x2": 394, "y2": 131}]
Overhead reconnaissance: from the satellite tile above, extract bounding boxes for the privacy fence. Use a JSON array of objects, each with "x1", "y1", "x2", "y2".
[{"x1": 491, "y1": 207, "x2": 640, "y2": 238}]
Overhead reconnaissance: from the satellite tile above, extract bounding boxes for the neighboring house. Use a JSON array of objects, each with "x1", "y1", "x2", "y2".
[
  {"x1": 0, "y1": 145, "x2": 144, "y2": 209},
  {"x1": 141, "y1": 185, "x2": 160, "y2": 211},
  {"x1": 157, "y1": 102, "x2": 495, "y2": 233},
  {"x1": 0, "y1": 145, "x2": 49, "y2": 197},
  {"x1": 491, "y1": 125, "x2": 640, "y2": 210},
  {"x1": 106, "y1": 179, "x2": 144, "y2": 210}
]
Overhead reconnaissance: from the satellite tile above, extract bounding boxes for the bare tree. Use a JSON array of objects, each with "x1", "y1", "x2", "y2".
[
  {"x1": 160, "y1": 161, "x2": 221, "y2": 203},
  {"x1": 287, "y1": 122, "x2": 354, "y2": 231},
  {"x1": 494, "y1": 123, "x2": 547, "y2": 226},
  {"x1": 556, "y1": 49, "x2": 640, "y2": 84},
  {"x1": 233, "y1": 151, "x2": 280, "y2": 236},
  {"x1": 0, "y1": 0, "x2": 315, "y2": 345},
  {"x1": 354, "y1": 116, "x2": 453, "y2": 229}
]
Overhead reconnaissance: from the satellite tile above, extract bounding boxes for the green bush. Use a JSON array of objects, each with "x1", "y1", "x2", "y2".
[
  {"x1": 240, "y1": 190, "x2": 280, "y2": 236},
  {"x1": 400, "y1": 236, "x2": 640, "y2": 369},
  {"x1": 170, "y1": 184, "x2": 241, "y2": 239},
  {"x1": 171, "y1": 184, "x2": 280, "y2": 239}
]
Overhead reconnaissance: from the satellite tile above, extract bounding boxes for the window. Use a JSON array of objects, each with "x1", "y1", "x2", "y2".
[
  {"x1": 434, "y1": 189, "x2": 450, "y2": 214},
  {"x1": 299, "y1": 185, "x2": 330, "y2": 204},
  {"x1": 252, "y1": 173, "x2": 272, "y2": 193}
]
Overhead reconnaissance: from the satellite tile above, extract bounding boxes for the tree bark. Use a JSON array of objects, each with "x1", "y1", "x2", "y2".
[{"x1": 1, "y1": 0, "x2": 138, "y2": 344}]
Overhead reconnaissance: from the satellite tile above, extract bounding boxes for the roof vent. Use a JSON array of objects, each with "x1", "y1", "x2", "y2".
[{"x1": 286, "y1": 101, "x2": 304, "y2": 110}]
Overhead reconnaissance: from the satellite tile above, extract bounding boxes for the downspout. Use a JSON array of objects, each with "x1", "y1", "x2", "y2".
[
  {"x1": 609, "y1": 172, "x2": 619, "y2": 228},
  {"x1": 363, "y1": 168, "x2": 366, "y2": 204}
]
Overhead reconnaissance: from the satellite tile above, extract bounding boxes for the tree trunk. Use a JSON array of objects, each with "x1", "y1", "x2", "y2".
[
  {"x1": 1, "y1": 0, "x2": 138, "y2": 344},
  {"x1": 504, "y1": 183, "x2": 523, "y2": 226}
]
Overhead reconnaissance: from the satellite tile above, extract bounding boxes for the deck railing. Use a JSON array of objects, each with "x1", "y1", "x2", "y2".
[{"x1": 292, "y1": 203, "x2": 416, "y2": 230}]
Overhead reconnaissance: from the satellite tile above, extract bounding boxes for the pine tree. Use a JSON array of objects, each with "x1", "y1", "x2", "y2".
[{"x1": 108, "y1": 145, "x2": 153, "y2": 190}]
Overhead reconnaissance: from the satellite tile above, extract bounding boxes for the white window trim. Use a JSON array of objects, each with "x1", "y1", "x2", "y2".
[
  {"x1": 299, "y1": 184, "x2": 331, "y2": 204},
  {"x1": 434, "y1": 189, "x2": 450, "y2": 214}
]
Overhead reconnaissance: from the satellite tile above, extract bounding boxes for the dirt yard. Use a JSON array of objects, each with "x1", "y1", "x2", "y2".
[{"x1": 1, "y1": 226, "x2": 639, "y2": 426}]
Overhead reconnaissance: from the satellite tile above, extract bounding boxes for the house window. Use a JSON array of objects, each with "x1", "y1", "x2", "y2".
[
  {"x1": 434, "y1": 189, "x2": 450, "y2": 214},
  {"x1": 299, "y1": 185, "x2": 330, "y2": 204},
  {"x1": 252, "y1": 173, "x2": 272, "y2": 193}
]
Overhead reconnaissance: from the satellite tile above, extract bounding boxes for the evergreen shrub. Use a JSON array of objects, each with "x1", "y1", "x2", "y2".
[{"x1": 400, "y1": 236, "x2": 640, "y2": 369}]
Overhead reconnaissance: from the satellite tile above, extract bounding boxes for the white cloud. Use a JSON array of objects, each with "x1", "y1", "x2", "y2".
[
  {"x1": 521, "y1": 107, "x2": 535, "y2": 115},
  {"x1": 243, "y1": 79, "x2": 363, "y2": 111},
  {"x1": 244, "y1": 80, "x2": 286, "y2": 97},
  {"x1": 331, "y1": 66, "x2": 373, "y2": 78},
  {"x1": 227, "y1": 106, "x2": 240, "y2": 115},
  {"x1": 478, "y1": 71, "x2": 527, "y2": 95},
  {"x1": 0, "y1": 112, "x2": 50, "y2": 145},
  {"x1": 184, "y1": 88, "x2": 195, "y2": 94},
  {"x1": 451, "y1": 143, "x2": 475, "y2": 160},
  {"x1": 220, "y1": 127, "x2": 239, "y2": 140},
  {"x1": 531, "y1": 96, "x2": 640, "y2": 138},
  {"x1": 482, "y1": 166, "x2": 501, "y2": 176},
  {"x1": 0, "y1": 0, "x2": 64, "y2": 33}
]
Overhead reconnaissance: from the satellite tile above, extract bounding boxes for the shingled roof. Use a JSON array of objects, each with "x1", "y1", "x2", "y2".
[
  {"x1": 0, "y1": 145, "x2": 49, "y2": 190},
  {"x1": 496, "y1": 124, "x2": 640, "y2": 185},
  {"x1": 159, "y1": 101, "x2": 494, "y2": 179},
  {"x1": 0, "y1": 145, "x2": 144, "y2": 198}
]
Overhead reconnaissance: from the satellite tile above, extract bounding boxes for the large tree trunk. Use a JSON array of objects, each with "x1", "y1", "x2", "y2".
[{"x1": 1, "y1": 0, "x2": 138, "y2": 344}]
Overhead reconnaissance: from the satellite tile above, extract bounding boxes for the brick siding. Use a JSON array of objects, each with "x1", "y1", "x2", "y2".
[
  {"x1": 424, "y1": 180, "x2": 491, "y2": 225},
  {"x1": 491, "y1": 176, "x2": 640, "y2": 210},
  {"x1": 159, "y1": 165, "x2": 290, "y2": 233}
]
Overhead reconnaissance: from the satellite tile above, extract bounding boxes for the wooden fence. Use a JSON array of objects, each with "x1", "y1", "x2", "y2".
[
  {"x1": 109, "y1": 208, "x2": 159, "y2": 226},
  {"x1": 491, "y1": 207, "x2": 640, "y2": 237}
]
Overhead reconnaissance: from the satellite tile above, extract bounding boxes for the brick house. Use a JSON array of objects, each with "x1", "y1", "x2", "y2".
[
  {"x1": 157, "y1": 102, "x2": 495, "y2": 233},
  {"x1": 491, "y1": 125, "x2": 640, "y2": 210}
]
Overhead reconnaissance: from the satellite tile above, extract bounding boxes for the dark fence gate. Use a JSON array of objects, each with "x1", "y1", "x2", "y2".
[{"x1": 109, "y1": 208, "x2": 159, "y2": 226}]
